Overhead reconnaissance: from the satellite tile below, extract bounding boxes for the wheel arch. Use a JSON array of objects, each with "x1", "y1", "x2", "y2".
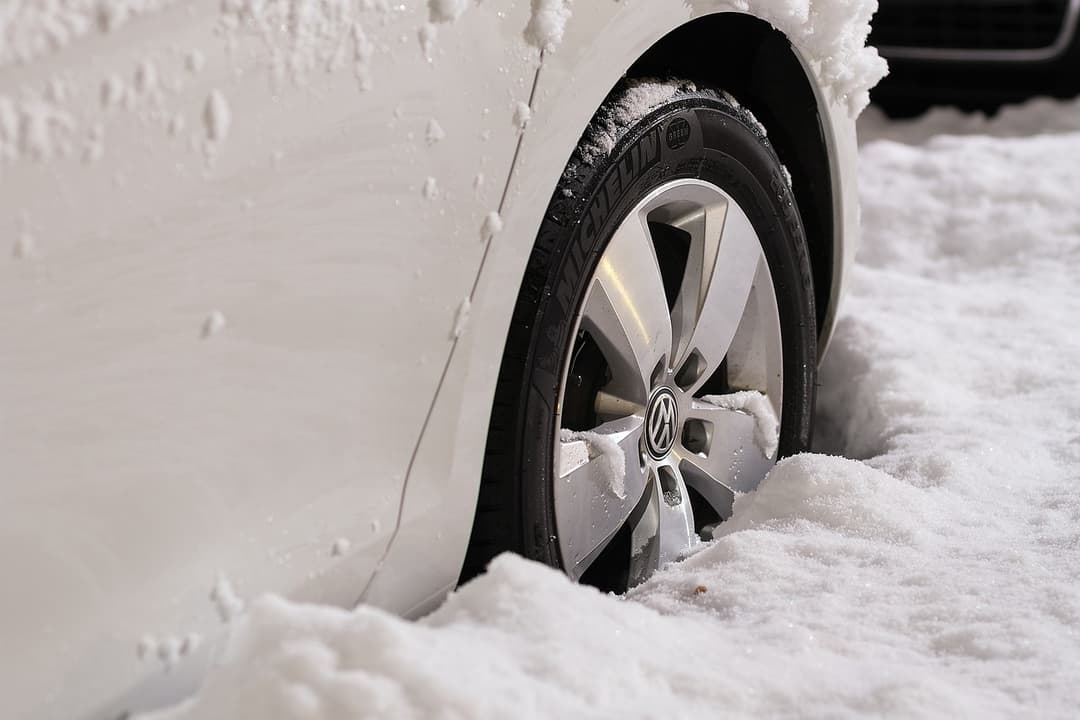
[
  {"x1": 359, "y1": 6, "x2": 859, "y2": 611},
  {"x1": 624, "y1": 13, "x2": 838, "y2": 340}
]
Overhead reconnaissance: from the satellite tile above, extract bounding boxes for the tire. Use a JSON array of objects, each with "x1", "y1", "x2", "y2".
[{"x1": 461, "y1": 80, "x2": 816, "y2": 591}]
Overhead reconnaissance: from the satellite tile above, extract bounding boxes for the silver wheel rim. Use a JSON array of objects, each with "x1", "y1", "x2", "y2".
[{"x1": 553, "y1": 178, "x2": 784, "y2": 588}]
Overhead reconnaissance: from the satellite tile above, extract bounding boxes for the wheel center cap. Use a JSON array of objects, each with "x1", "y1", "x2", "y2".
[{"x1": 644, "y1": 387, "x2": 679, "y2": 460}]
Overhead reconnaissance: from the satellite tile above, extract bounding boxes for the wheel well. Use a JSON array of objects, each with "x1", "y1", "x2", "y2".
[{"x1": 627, "y1": 13, "x2": 835, "y2": 333}]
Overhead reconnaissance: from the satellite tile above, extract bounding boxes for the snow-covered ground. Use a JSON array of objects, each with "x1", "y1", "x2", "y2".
[{"x1": 145, "y1": 98, "x2": 1080, "y2": 719}]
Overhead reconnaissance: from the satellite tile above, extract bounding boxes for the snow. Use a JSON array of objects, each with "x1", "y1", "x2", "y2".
[
  {"x1": 0, "y1": 0, "x2": 177, "y2": 67},
  {"x1": 134, "y1": 59, "x2": 159, "y2": 97},
  {"x1": 138, "y1": 633, "x2": 202, "y2": 670},
  {"x1": 523, "y1": 0, "x2": 571, "y2": 52},
  {"x1": 136, "y1": 635, "x2": 158, "y2": 661},
  {"x1": 139, "y1": 97, "x2": 1080, "y2": 718},
  {"x1": 480, "y1": 210, "x2": 502, "y2": 241},
  {"x1": 217, "y1": 0, "x2": 385, "y2": 85},
  {"x1": 559, "y1": 428, "x2": 627, "y2": 499},
  {"x1": 19, "y1": 97, "x2": 75, "y2": 159},
  {"x1": 166, "y1": 114, "x2": 185, "y2": 137},
  {"x1": 202, "y1": 89, "x2": 231, "y2": 144},
  {"x1": 702, "y1": 391, "x2": 779, "y2": 458},
  {"x1": 512, "y1": 100, "x2": 531, "y2": 131},
  {"x1": 12, "y1": 231, "x2": 36, "y2": 259},
  {"x1": 428, "y1": 0, "x2": 468, "y2": 24},
  {"x1": 451, "y1": 296, "x2": 471, "y2": 339},
  {"x1": 424, "y1": 118, "x2": 445, "y2": 145},
  {"x1": 858, "y1": 97, "x2": 1080, "y2": 145},
  {"x1": 185, "y1": 49, "x2": 205, "y2": 74},
  {"x1": 200, "y1": 310, "x2": 227, "y2": 339},
  {"x1": 209, "y1": 574, "x2": 244, "y2": 623},
  {"x1": 101, "y1": 74, "x2": 126, "y2": 108},
  {"x1": 0, "y1": 0, "x2": 883, "y2": 170},
  {"x1": 330, "y1": 538, "x2": 351, "y2": 557},
  {"x1": 421, "y1": 176, "x2": 438, "y2": 199},
  {"x1": 718, "y1": 0, "x2": 888, "y2": 115},
  {"x1": 353, "y1": 22, "x2": 376, "y2": 91},
  {"x1": 418, "y1": 22, "x2": 437, "y2": 61},
  {"x1": 574, "y1": 79, "x2": 689, "y2": 164}
]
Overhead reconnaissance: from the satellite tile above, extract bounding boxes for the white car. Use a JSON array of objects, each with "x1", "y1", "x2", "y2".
[{"x1": 0, "y1": 2, "x2": 875, "y2": 718}]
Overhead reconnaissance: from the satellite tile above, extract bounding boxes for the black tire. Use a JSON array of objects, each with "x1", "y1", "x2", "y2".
[{"x1": 460, "y1": 80, "x2": 816, "y2": 585}]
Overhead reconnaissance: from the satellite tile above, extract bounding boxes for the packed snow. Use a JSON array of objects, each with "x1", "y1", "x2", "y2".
[
  {"x1": 560, "y1": 427, "x2": 628, "y2": 500},
  {"x1": 141, "y1": 97, "x2": 1080, "y2": 719},
  {"x1": 702, "y1": 391, "x2": 780, "y2": 459}
]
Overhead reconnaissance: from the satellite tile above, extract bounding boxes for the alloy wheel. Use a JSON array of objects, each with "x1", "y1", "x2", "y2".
[{"x1": 553, "y1": 178, "x2": 784, "y2": 590}]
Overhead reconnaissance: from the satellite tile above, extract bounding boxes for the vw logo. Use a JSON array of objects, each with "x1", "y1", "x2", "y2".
[{"x1": 644, "y1": 387, "x2": 679, "y2": 460}]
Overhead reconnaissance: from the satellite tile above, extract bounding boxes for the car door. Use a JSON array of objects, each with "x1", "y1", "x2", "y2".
[{"x1": 0, "y1": 2, "x2": 537, "y2": 718}]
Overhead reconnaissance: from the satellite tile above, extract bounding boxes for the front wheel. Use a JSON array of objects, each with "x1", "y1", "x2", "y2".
[{"x1": 463, "y1": 81, "x2": 817, "y2": 593}]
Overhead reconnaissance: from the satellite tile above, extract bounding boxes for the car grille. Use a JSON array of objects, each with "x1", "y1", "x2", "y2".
[{"x1": 871, "y1": 0, "x2": 1070, "y2": 51}]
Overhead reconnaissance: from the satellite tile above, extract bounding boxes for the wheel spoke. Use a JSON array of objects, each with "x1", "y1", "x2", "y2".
[
  {"x1": 625, "y1": 464, "x2": 696, "y2": 586},
  {"x1": 581, "y1": 213, "x2": 673, "y2": 403},
  {"x1": 555, "y1": 415, "x2": 649, "y2": 581},
  {"x1": 677, "y1": 396, "x2": 776, "y2": 512},
  {"x1": 655, "y1": 463, "x2": 696, "y2": 568},
  {"x1": 673, "y1": 202, "x2": 764, "y2": 393}
]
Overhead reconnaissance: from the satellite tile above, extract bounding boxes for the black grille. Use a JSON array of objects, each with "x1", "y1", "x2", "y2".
[{"x1": 871, "y1": 0, "x2": 1070, "y2": 51}]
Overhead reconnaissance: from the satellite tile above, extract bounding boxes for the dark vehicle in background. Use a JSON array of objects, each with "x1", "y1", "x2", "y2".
[{"x1": 871, "y1": 0, "x2": 1080, "y2": 116}]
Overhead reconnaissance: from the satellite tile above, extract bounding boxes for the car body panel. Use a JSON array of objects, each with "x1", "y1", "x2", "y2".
[{"x1": 0, "y1": 2, "x2": 536, "y2": 718}]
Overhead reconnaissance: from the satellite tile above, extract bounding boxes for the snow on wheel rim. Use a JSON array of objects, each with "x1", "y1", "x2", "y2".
[{"x1": 553, "y1": 178, "x2": 784, "y2": 588}]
